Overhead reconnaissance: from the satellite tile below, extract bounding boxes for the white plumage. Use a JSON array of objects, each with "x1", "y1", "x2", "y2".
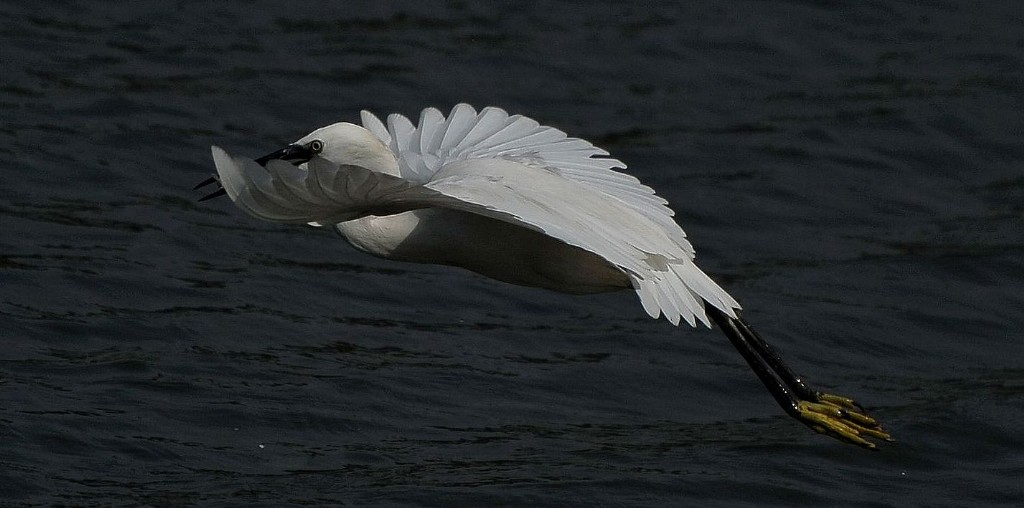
[
  {"x1": 210, "y1": 104, "x2": 740, "y2": 327},
  {"x1": 202, "y1": 108, "x2": 893, "y2": 449}
]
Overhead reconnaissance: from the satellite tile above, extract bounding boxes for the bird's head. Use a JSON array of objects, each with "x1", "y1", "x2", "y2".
[{"x1": 256, "y1": 122, "x2": 399, "y2": 176}]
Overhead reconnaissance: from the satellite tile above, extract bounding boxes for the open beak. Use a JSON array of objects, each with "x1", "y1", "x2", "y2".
[{"x1": 195, "y1": 143, "x2": 316, "y2": 201}]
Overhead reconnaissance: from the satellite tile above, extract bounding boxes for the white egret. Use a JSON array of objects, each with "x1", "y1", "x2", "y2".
[{"x1": 195, "y1": 104, "x2": 890, "y2": 449}]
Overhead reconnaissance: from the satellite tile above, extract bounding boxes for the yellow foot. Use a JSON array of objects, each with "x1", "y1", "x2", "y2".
[{"x1": 796, "y1": 394, "x2": 893, "y2": 450}]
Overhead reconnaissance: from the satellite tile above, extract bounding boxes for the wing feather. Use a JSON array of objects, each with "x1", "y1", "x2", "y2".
[
  {"x1": 478, "y1": 126, "x2": 566, "y2": 153},
  {"x1": 450, "y1": 107, "x2": 513, "y2": 155},
  {"x1": 418, "y1": 107, "x2": 446, "y2": 155},
  {"x1": 386, "y1": 113, "x2": 416, "y2": 156},
  {"x1": 419, "y1": 159, "x2": 690, "y2": 273},
  {"x1": 362, "y1": 104, "x2": 683, "y2": 250},
  {"x1": 671, "y1": 261, "x2": 740, "y2": 317},
  {"x1": 436, "y1": 103, "x2": 480, "y2": 154},
  {"x1": 460, "y1": 115, "x2": 539, "y2": 153},
  {"x1": 360, "y1": 110, "x2": 390, "y2": 145},
  {"x1": 211, "y1": 145, "x2": 415, "y2": 225},
  {"x1": 419, "y1": 160, "x2": 740, "y2": 324}
]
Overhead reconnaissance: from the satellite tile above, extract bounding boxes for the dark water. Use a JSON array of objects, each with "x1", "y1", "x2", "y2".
[{"x1": 3, "y1": 1, "x2": 1023, "y2": 506}]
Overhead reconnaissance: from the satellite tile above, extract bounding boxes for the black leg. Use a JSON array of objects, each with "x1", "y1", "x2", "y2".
[
  {"x1": 732, "y1": 315, "x2": 820, "y2": 402},
  {"x1": 708, "y1": 307, "x2": 803, "y2": 418},
  {"x1": 705, "y1": 305, "x2": 891, "y2": 449}
]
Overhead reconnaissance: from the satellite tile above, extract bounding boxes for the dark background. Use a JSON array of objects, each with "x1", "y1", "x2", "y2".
[{"x1": 2, "y1": 1, "x2": 1022, "y2": 506}]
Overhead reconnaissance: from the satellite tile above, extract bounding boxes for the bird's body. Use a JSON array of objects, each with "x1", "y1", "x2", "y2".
[
  {"x1": 198, "y1": 104, "x2": 891, "y2": 449},
  {"x1": 339, "y1": 208, "x2": 631, "y2": 294}
]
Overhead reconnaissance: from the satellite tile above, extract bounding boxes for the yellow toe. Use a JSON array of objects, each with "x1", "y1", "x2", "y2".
[{"x1": 796, "y1": 398, "x2": 890, "y2": 450}]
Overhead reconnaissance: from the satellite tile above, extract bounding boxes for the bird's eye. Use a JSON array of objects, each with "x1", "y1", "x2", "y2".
[{"x1": 309, "y1": 139, "x2": 324, "y2": 154}]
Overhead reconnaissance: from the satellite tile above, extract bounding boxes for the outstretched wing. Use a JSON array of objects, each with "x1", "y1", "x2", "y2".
[
  {"x1": 418, "y1": 158, "x2": 740, "y2": 327},
  {"x1": 211, "y1": 146, "x2": 417, "y2": 225},
  {"x1": 211, "y1": 144, "x2": 740, "y2": 327},
  {"x1": 361, "y1": 104, "x2": 685, "y2": 245}
]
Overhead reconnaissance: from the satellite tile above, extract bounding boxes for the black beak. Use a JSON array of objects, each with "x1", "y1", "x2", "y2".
[
  {"x1": 254, "y1": 143, "x2": 315, "y2": 166},
  {"x1": 195, "y1": 143, "x2": 316, "y2": 201}
]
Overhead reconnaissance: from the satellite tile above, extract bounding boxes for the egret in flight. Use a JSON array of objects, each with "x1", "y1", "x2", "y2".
[{"x1": 195, "y1": 104, "x2": 890, "y2": 449}]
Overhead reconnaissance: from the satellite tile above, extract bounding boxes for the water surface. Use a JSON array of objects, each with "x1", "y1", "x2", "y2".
[{"x1": 2, "y1": 1, "x2": 1023, "y2": 506}]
